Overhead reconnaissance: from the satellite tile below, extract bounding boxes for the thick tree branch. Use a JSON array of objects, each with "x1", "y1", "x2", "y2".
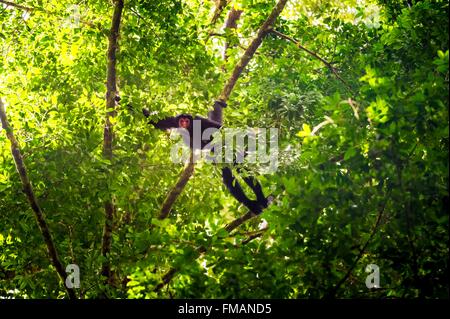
[
  {"x1": 100, "y1": 0, "x2": 124, "y2": 285},
  {"x1": 158, "y1": 152, "x2": 195, "y2": 219},
  {"x1": 0, "y1": 98, "x2": 76, "y2": 299},
  {"x1": 158, "y1": 0, "x2": 288, "y2": 220},
  {"x1": 270, "y1": 29, "x2": 354, "y2": 95}
]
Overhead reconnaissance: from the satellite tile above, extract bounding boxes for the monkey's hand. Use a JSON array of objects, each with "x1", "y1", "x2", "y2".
[
  {"x1": 142, "y1": 108, "x2": 151, "y2": 118},
  {"x1": 142, "y1": 108, "x2": 161, "y2": 126},
  {"x1": 214, "y1": 100, "x2": 227, "y2": 108},
  {"x1": 143, "y1": 112, "x2": 179, "y2": 130}
]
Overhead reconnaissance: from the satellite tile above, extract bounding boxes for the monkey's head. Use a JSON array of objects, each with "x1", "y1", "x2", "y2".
[{"x1": 177, "y1": 114, "x2": 192, "y2": 129}]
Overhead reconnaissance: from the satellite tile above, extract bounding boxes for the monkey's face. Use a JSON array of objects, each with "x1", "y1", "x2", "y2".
[{"x1": 178, "y1": 117, "x2": 190, "y2": 129}]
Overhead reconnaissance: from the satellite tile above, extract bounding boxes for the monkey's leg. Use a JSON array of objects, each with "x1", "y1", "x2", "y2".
[{"x1": 222, "y1": 167, "x2": 262, "y2": 214}]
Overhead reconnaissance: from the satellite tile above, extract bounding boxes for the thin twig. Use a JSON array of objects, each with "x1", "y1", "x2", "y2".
[
  {"x1": 326, "y1": 190, "x2": 391, "y2": 298},
  {"x1": 270, "y1": 29, "x2": 354, "y2": 95}
]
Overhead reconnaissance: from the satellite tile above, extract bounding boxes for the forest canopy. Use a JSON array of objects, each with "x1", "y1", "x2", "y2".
[{"x1": 0, "y1": 0, "x2": 448, "y2": 299}]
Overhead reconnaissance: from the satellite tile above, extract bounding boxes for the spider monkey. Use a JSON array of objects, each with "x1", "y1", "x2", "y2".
[
  {"x1": 143, "y1": 111, "x2": 222, "y2": 149},
  {"x1": 143, "y1": 104, "x2": 270, "y2": 215}
]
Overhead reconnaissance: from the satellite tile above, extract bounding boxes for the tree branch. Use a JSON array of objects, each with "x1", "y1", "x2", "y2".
[
  {"x1": 224, "y1": 210, "x2": 258, "y2": 233},
  {"x1": 241, "y1": 231, "x2": 265, "y2": 245},
  {"x1": 270, "y1": 29, "x2": 354, "y2": 95},
  {"x1": 0, "y1": 0, "x2": 100, "y2": 29},
  {"x1": 100, "y1": 0, "x2": 124, "y2": 286},
  {"x1": 158, "y1": 152, "x2": 195, "y2": 219},
  {"x1": 154, "y1": 207, "x2": 270, "y2": 292},
  {"x1": 158, "y1": 0, "x2": 288, "y2": 220},
  {"x1": 209, "y1": 7, "x2": 243, "y2": 124},
  {"x1": 210, "y1": 0, "x2": 231, "y2": 26},
  {"x1": 222, "y1": 7, "x2": 243, "y2": 61},
  {"x1": 218, "y1": 0, "x2": 288, "y2": 102},
  {"x1": 181, "y1": 9, "x2": 244, "y2": 200},
  {"x1": 0, "y1": 98, "x2": 76, "y2": 299},
  {"x1": 0, "y1": 0, "x2": 32, "y2": 11},
  {"x1": 153, "y1": 267, "x2": 178, "y2": 292},
  {"x1": 326, "y1": 190, "x2": 391, "y2": 298}
]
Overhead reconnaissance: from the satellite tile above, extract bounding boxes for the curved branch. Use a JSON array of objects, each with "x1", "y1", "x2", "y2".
[{"x1": 0, "y1": 98, "x2": 76, "y2": 299}]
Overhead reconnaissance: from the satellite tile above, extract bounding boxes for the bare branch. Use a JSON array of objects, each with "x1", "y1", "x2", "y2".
[
  {"x1": 222, "y1": 8, "x2": 243, "y2": 61},
  {"x1": 0, "y1": 98, "x2": 76, "y2": 299},
  {"x1": 241, "y1": 231, "x2": 265, "y2": 245}
]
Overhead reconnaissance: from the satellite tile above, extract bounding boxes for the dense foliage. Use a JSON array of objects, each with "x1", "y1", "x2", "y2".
[{"x1": 0, "y1": 0, "x2": 448, "y2": 298}]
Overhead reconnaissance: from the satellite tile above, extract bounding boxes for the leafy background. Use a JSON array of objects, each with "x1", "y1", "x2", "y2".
[{"x1": 0, "y1": 0, "x2": 448, "y2": 298}]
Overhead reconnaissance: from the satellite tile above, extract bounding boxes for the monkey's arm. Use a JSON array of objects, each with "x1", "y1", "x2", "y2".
[
  {"x1": 152, "y1": 117, "x2": 179, "y2": 130},
  {"x1": 195, "y1": 116, "x2": 223, "y2": 129},
  {"x1": 142, "y1": 108, "x2": 179, "y2": 130}
]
